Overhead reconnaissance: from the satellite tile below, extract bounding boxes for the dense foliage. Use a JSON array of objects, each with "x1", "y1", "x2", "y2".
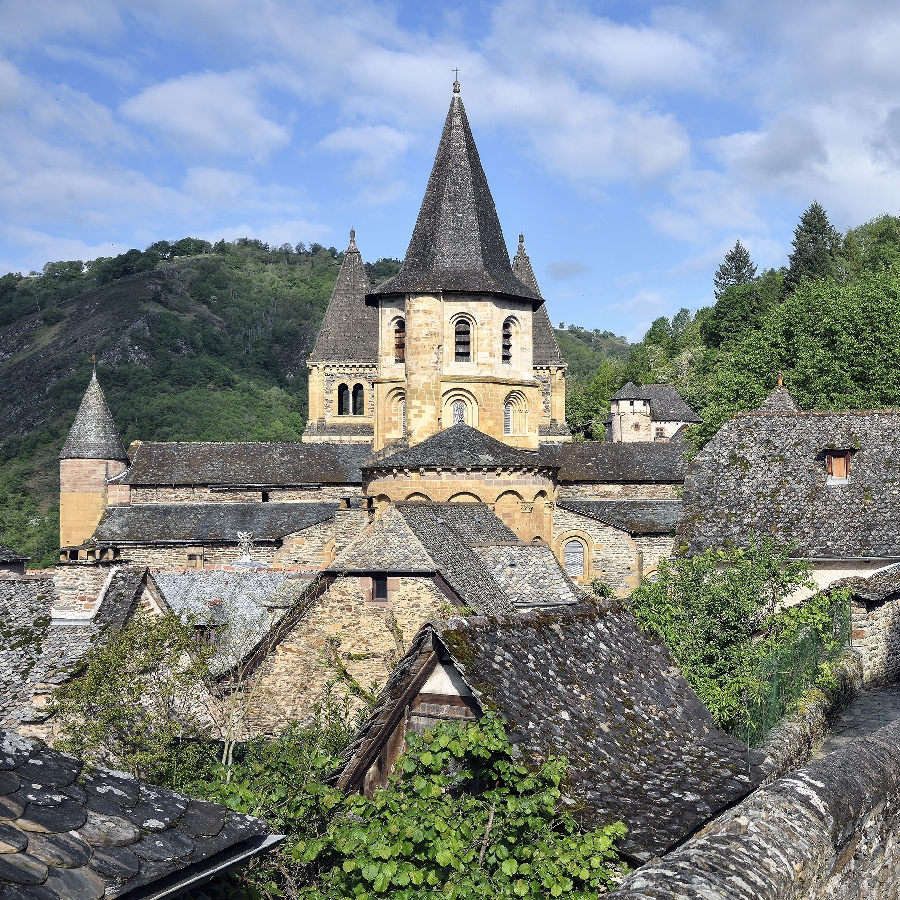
[{"x1": 629, "y1": 536, "x2": 850, "y2": 738}]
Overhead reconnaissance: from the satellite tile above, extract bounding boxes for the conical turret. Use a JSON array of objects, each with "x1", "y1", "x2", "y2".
[
  {"x1": 373, "y1": 87, "x2": 540, "y2": 302},
  {"x1": 512, "y1": 233, "x2": 542, "y2": 298},
  {"x1": 61, "y1": 370, "x2": 127, "y2": 461},
  {"x1": 310, "y1": 229, "x2": 378, "y2": 363}
]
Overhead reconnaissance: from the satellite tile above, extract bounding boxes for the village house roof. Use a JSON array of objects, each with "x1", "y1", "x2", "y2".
[
  {"x1": 366, "y1": 423, "x2": 549, "y2": 472},
  {"x1": 336, "y1": 605, "x2": 769, "y2": 860},
  {"x1": 541, "y1": 441, "x2": 690, "y2": 483},
  {"x1": 829, "y1": 563, "x2": 900, "y2": 606},
  {"x1": 681, "y1": 403, "x2": 900, "y2": 558},
  {"x1": 371, "y1": 88, "x2": 540, "y2": 303},
  {"x1": 0, "y1": 730, "x2": 278, "y2": 899},
  {"x1": 472, "y1": 543, "x2": 582, "y2": 606},
  {"x1": 610, "y1": 383, "x2": 702, "y2": 423},
  {"x1": 60, "y1": 372, "x2": 128, "y2": 462},
  {"x1": 0, "y1": 545, "x2": 28, "y2": 564},
  {"x1": 93, "y1": 502, "x2": 339, "y2": 545},
  {"x1": 114, "y1": 441, "x2": 370, "y2": 486},
  {"x1": 557, "y1": 500, "x2": 683, "y2": 535},
  {"x1": 760, "y1": 385, "x2": 799, "y2": 412},
  {"x1": 309, "y1": 230, "x2": 379, "y2": 364}
]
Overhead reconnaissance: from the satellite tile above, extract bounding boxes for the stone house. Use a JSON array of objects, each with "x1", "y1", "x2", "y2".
[
  {"x1": 335, "y1": 603, "x2": 770, "y2": 863},
  {"x1": 680, "y1": 385, "x2": 900, "y2": 591},
  {"x1": 0, "y1": 545, "x2": 28, "y2": 576},
  {"x1": 606, "y1": 382, "x2": 701, "y2": 443}
]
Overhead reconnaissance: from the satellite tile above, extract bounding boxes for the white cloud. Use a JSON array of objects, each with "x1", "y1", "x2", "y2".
[
  {"x1": 121, "y1": 70, "x2": 290, "y2": 160},
  {"x1": 546, "y1": 260, "x2": 590, "y2": 280},
  {"x1": 43, "y1": 44, "x2": 137, "y2": 83}
]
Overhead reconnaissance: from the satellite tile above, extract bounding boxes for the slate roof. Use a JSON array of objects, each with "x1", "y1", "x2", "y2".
[
  {"x1": 371, "y1": 90, "x2": 539, "y2": 303},
  {"x1": 610, "y1": 383, "x2": 701, "y2": 423},
  {"x1": 310, "y1": 230, "x2": 379, "y2": 363},
  {"x1": 328, "y1": 504, "x2": 515, "y2": 615},
  {"x1": 93, "y1": 502, "x2": 339, "y2": 545},
  {"x1": 0, "y1": 546, "x2": 27, "y2": 564},
  {"x1": 366, "y1": 424, "x2": 549, "y2": 472},
  {"x1": 0, "y1": 730, "x2": 277, "y2": 899},
  {"x1": 532, "y1": 303, "x2": 565, "y2": 367},
  {"x1": 337, "y1": 605, "x2": 769, "y2": 860},
  {"x1": 541, "y1": 441, "x2": 690, "y2": 483},
  {"x1": 760, "y1": 385, "x2": 799, "y2": 412},
  {"x1": 60, "y1": 373, "x2": 128, "y2": 461},
  {"x1": 115, "y1": 442, "x2": 370, "y2": 485},
  {"x1": 472, "y1": 544, "x2": 582, "y2": 606},
  {"x1": 681, "y1": 408, "x2": 900, "y2": 558},
  {"x1": 827, "y1": 563, "x2": 900, "y2": 606},
  {"x1": 558, "y1": 500, "x2": 683, "y2": 535}
]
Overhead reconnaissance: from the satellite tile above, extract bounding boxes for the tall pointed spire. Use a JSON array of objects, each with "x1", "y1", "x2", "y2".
[
  {"x1": 60, "y1": 370, "x2": 128, "y2": 461},
  {"x1": 310, "y1": 229, "x2": 378, "y2": 362},
  {"x1": 512, "y1": 233, "x2": 542, "y2": 298},
  {"x1": 373, "y1": 86, "x2": 540, "y2": 302}
]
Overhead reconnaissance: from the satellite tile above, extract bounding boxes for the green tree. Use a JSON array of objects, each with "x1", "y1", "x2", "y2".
[
  {"x1": 49, "y1": 611, "x2": 216, "y2": 785},
  {"x1": 784, "y1": 201, "x2": 841, "y2": 292},
  {"x1": 297, "y1": 713, "x2": 626, "y2": 900},
  {"x1": 713, "y1": 240, "x2": 757, "y2": 299},
  {"x1": 701, "y1": 268, "x2": 783, "y2": 349},
  {"x1": 629, "y1": 536, "x2": 845, "y2": 735}
]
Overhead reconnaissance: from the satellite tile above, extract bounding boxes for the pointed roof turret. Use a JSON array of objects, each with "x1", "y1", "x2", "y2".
[
  {"x1": 60, "y1": 369, "x2": 128, "y2": 461},
  {"x1": 373, "y1": 86, "x2": 540, "y2": 303},
  {"x1": 512, "y1": 233, "x2": 542, "y2": 298},
  {"x1": 512, "y1": 232, "x2": 565, "y2": 366},
  {"x1": 310, "y1": 229, "x2": 378, "y2": 362}
]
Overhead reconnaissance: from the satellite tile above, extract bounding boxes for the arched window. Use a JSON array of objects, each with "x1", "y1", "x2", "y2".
[
  {"x1": 452, "y1": 400, "x2": 466, "y2": 425},
  {"x1": 394, "y1": 319, "x2": 406, "y2": 363},
  {"x1": 454, "y1": 319, "x2": 471, "y2": 362},
  {"x1": 502, "y1": 318, "x2": 514, "y2": 364},
  {"x1": 564, "y1": 539, "x2": 585, "y2": 578},
  {"x1": 504, "y1": 401, "x2": 513, "y2": 435},
  {"x1": 352, "y1": 383, "x2": 365, "y2": 416},
  {"x1": 401, "y1": 400, "x2": 406, "y2": 434},
  {"x1": 338, "y1": 384, "x2": 350, "y2": 416}
]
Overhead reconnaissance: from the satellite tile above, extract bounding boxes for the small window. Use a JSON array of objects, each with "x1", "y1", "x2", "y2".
[
  {"x1": 453, "y1": 400, "x2": 466, "y2": 425},
  {"x1": 632, "y1": 422, "x2": 641, "y2": 430},
  {"x1": 827, "y1": 451, "x2": 851, "y2": 481},
  {"x1": 564, "y1": 540, "x2": 585, "y2": 578},
  {"x1": 338, "y1": 384, "x2": 350, "y2": 416},
  {"x1": 401, "y1": 400, "x2": 406, "y2": 434},
  {"x1": 373, "y1": 575, "x2": 388, "y2": 601},
  {"x1": 655, "y1": 427, "x2": 665, "y2": 440},
  {"x1": 502, "y1": 318, "x2": 513, "y2": 364},
  {"x1": 352, "y1": 383, "x2": 365, "y2": 416},
  {"x1": 455, "y1": 319, "x2": 471, "y2": 362},
  {"x1": 261, "y1": 491, "x2": 270, "y2": 502},
  {"x1": 504, "y1": 402, "x2": 512, "y2": 435},
  {"x1": 394, "y1": 319, "x2": 406, "y2": 363}
]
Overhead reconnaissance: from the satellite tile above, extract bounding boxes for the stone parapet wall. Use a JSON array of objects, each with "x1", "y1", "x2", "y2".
[
  {"x1": 851, "y1": 596, "x2": 900, "y2": 687},
  {"x1": 128, "y1": 485, "x2": 358, "y2": 503},
  {"x1": 52, "y1": 563, "x2": 114, "y2": 617},
  {"x1": 558, "y1": 483, "x2": 681, "y2": 500},
  {"x1": 613, "y1": 718, "x2": 900, "y2": 900}
]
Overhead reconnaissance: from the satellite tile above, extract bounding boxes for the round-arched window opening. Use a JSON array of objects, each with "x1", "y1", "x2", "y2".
[
  {"x1": 394, "y1": 319, "x2": 406, "y2": 363},
  {"x1": 401, "y1": 399, "x2": 406, "y2": 434},
  {"x1": 454, "y1": 319, "x2": 471, "y2": 362},
  {"x1": 504, "y1": 401, "x2": 513, "y2": 435},
  {"x1": 502, "y1": 318, "x2": 514, "y2": 364},
  {"x1": 352, "y1": 383, "x2": 365, "y2": 416},
  {"x1": 564, "y1": 539, "x2": 585, "y2": 578},
  {"x1": 452, "y1": 400, "x2": 466, "y2": 425},
  {"x1": 338, "y1": 384, "x2": 350, "y2": 416}
]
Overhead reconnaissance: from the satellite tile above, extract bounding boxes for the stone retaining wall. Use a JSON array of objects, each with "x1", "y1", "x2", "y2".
[
  {"x1": 851, "y1": 595, "x2": 900, "y2": 687},
  {"x1": 613, "y1": 717, "x2": 900, "y2": 899}
]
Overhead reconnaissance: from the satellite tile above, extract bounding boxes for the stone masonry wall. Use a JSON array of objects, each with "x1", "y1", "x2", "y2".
[
  {"x1": 127, "y1": 485, "x2": 357, "y2": 503},
  {"x1": 612, "y1": 718, "x2": 900, "y2": 900},
  {"x1": 245, "y1": 575, "x2": 447, "y2": 734},
  {"x1": 557, "y1": 483, "x2": 682, "y2": 500},
  {"x1": 851, "y1": 596, "x2": 900, "y2": 687},
  {"x1": 52, "y1": 563, "x2": 115, "y2": 617}
]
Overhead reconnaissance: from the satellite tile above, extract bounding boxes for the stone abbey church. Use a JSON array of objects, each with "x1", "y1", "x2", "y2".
[{"x1": 34, "y1": 85, "x2": 697, "y2": 731}]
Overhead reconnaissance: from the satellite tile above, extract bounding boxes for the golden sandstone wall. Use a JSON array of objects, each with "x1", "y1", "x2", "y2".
[
  {"x1": 245, "y1": 575, "x2": 449, "y2": 734},
  {"x1": 60, "y1": 458, "x2": 128, "y2": 547}
]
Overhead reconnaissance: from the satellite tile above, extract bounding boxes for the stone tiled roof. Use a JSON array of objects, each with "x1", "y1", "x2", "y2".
[
  {"x1": 371, "y1": 91, "x2": 539, "y2": 303},
  {"x1": 541, "y1": 441, "x2": 690, "y2": 483},
  {"x1": 759, "y1": 385, "x2": 799, "y2": 412},
  {"x1": 310, "y1": 230, "x2": 378, "y2": 363},
  {"x1": 473, "y1": 544, "x2": 582, "y2": 606},
  {"x1": 94, "y1": 502, "x2": 339, "y2": 544},
  {"x1": 367, "y1": 424, "x2": 548, "y2": 472},
  {"x1": 115, "y1": 441, "x2": 370, "y2": 485},
  {"x1": 328, "y1": 503, "x2": 515, "y2": 615},
  {"x1": 610, "y1": 383, "x2": 701, "y2": 423},
  {"x1": 0, "y1": 545, "x2": 27, "y2": 564},
  {"x1": 152, "y1": 570, "x2": 313, "y2": 671},
  {"x1": 558, "y1": 500, "x2": 683, "y2": 535},
  {"x1": 0, "y1": 730, "x2": 276, "y2": 899},
  {"x1": 337, "y1": 605, "x2": 769, "y2": 860},
  {"x1": 532, "y1": 303, "x2": 565, "y2": 367},
  {"x1": 828, "y1": 563, "x2": 900, "y2": 606},
  {"x1": 681, "y1": 410, "x2": 900, "y2": 558},
  {"x1": 60, "y1": 373, "x2": 128, "y2": 461}
]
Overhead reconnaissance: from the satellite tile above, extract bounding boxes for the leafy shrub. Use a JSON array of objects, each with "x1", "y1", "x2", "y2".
[{"x1": 296, "y1": 713, "x2": 626, "y2": 899}]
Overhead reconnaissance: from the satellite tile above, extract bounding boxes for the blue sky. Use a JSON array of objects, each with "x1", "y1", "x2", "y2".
[{"x1": 3, "y1": 0, "x2": 900, "y2": 339}]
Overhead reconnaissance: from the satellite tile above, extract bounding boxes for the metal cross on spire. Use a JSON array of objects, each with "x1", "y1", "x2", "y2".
[{"x1": 452, "y1": 68, "x2": 460, "y2": 93}]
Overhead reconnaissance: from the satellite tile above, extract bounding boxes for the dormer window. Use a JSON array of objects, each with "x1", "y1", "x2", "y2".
[{"x1": 826, "y1": 450, "x2": 852, "y2": 484}]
